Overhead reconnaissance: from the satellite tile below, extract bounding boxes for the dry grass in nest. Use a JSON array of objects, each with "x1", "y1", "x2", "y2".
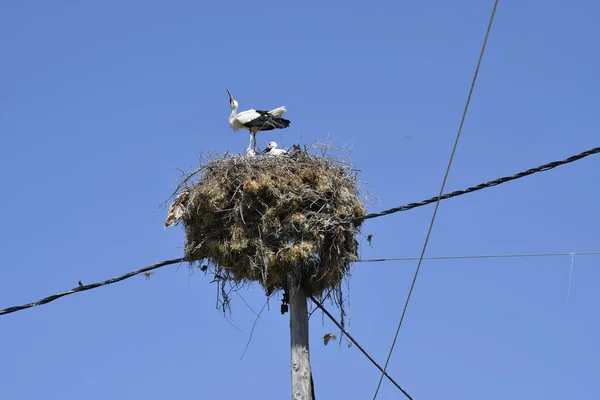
[{"x1": 165, "y1": 145, "x2": 367, "y2": 297}]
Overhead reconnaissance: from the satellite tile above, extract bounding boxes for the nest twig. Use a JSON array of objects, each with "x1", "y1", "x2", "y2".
[{"x1": 166, "y1": 144, "x2": 367, "y2": 298}]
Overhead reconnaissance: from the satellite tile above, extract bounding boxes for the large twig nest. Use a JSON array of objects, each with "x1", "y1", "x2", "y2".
[{"x1": 169, "y1": 148, "x2": 367, "y2": 296}]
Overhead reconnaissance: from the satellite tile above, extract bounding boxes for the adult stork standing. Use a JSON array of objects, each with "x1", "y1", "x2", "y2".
[{"x1": 227, "y1": 89, "x2": 291, "y2": 152}]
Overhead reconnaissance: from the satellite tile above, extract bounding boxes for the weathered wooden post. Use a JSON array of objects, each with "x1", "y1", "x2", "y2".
[{"x1": 289, "y1": 285, "x2": 313, "y2": 400}]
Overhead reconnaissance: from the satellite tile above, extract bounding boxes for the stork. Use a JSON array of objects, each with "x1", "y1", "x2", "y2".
[
  {"x1": 227, "y1": 89, "x2": 291, "y2": 151},
  {"x1": 261, "y1": 141, "x2": 288, "y2": 156}
]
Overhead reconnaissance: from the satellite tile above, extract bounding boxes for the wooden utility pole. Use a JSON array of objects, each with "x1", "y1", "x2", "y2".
[{"x1": 289, "y1": 285, "x2": 314, "y2": 400}]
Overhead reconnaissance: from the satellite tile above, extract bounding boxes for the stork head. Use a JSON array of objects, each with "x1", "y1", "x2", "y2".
[
  {"x1": 226, "y1": 88, "x2": 238, "y2": 110},
  {"x1": 261, "y1": 141, "x2": 277, "y2": 154}
]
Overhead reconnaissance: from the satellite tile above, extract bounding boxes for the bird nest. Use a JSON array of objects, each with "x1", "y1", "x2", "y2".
[{"x1": 165, "y1": 146, "x2": 367, "y2": 297}]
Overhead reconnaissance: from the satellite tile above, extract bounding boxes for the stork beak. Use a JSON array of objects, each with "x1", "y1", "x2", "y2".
[
  {"x1": 261, "y1": 145, "x2": 269, "y2": 154},
  {"x1": 226, "y1": 88, "x2": 234, "y2": 102}
]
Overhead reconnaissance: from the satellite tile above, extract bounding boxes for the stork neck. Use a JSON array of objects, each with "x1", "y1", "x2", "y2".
[{"x1": 229, "y1": 104, "x2": 238, "y2": 118}]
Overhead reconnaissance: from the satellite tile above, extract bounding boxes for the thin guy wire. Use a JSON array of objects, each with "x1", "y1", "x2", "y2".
[
  {"x1": 357, "y1": 251, "x2": 600, "y2": 263},
  {"x1": 309, "y1": 296, "x2": 413, "y2": 400},
  {"x1": 372, "y1": 1, "x2": 500, "y2": 398},
  {"x1": 0, "y1": 258, "x2": 185, "y2": 315}
]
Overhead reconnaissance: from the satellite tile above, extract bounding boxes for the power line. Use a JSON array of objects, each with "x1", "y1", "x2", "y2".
[
  {"x1": 309, "y1": 296, "x2": 413, "y2": 400},
  {"x1": 3, "y1": 249, "x2": 598, "y2": 317},
  {"x1": 356, "y1": 145, "x2": 600, "y2": 223},
  {"x1": 1, "y1": 259, "x2": 413, "y2": 398},
  {"x1": 372, "y1": 1, "x2": 500, "y2": 398},
  {"x1": 3, "y1": 249, "x2": 599, "y2": 316},
  {"x1": 358, "y1": 251, "x2": 600, "y2": 263},
  {"x1": 0, "y1": 257, "x2": 185, "y2": 316}
]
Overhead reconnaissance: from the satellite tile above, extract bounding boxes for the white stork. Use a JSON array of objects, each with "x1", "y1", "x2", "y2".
[
  {"x1": 227, "y1": 89, "x2": 291, "y2": 151},
  {"x1": 261, "y1": 141, "x2": 288, "y2": 156}
]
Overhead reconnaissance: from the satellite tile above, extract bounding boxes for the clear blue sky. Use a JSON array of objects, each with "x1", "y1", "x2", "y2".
[{"x1": 1, "y1": 1, "x2": 599, "y2": 399}]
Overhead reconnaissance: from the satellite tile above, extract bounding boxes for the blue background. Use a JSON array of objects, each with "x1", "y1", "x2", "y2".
[{"x1": 1, "y1": 1, "x2": 599, "y2": 399}]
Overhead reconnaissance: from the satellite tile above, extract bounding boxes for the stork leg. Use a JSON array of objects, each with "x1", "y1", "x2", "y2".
[{"x1": 252, "y1": 131, "x2": 257, "y2": 152}]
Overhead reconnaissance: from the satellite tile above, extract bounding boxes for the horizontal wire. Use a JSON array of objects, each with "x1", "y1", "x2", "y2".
[
  {"x1": 3, "y1": 251, "x2": 598, "y2": 316},
  {"x1": 357, "y1": 251, "x2": 600, "y2": 263}
]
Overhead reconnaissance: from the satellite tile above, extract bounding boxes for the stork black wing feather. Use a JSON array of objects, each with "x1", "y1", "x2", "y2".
[{"x1": 242, "y1": 115, "x2": 291, "y2": 131}]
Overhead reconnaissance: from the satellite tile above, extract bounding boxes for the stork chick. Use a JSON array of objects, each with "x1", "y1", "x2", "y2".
[
  {"x1": 261, "y1": 141, "x2": 288, "y2": 156},
  {"x1": 227, "y1": 89, "x2": 291, "y2": 151}
]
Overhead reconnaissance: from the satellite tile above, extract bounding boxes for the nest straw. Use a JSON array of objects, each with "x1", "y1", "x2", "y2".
[{"x1": 167, "y1": 147, "x2": 367, "y2": 297}]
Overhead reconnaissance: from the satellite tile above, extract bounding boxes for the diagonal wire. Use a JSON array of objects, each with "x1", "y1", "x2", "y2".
[
  {"x1": 0, "y1": 257, "x2": 185, "y2": 315},
  {"x1": 309, "y1": 296, "x2": 413, "y2": 400},
  {"x1": 372, "y1": 1, "x2": 500, "y2": 398},
  {"x1": 355, "y1": 145, "x2": 600, "y2": 223}
]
